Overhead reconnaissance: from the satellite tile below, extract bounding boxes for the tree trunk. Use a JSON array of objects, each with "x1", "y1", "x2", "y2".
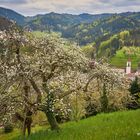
[
  {"x1": 44, "y1": 92, "x2": 60, "y2": 131},
  {"x1": 100, "y1": 83, "x2": 108, "y2": 113},
  {"x1": 42, "y1": 76, "x2": 60, "y2": 131},
  {"x1": 23, "y1": 82, "x2": 33, "y2": 136},
  {"x1": 45, "y1": 111, "x2": 59, "y2": 131}
]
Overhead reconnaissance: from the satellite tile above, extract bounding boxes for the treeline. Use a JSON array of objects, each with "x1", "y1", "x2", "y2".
[
  {"x1": 62, "y1": 15, "x2": 140, "y2": 45},
  {"x1": 82, "y1": 29, "x2": 140, "y2": 59}
]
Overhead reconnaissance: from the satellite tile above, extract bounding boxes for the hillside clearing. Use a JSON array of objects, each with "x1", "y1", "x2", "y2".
[{"x1": 110, "y1": 46, "x2": 140, "y2": 70}]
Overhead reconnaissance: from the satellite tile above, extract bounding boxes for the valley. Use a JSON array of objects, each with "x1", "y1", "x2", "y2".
[{"x1": 0, "y1": 4, "x2": 140, "y2": 140}]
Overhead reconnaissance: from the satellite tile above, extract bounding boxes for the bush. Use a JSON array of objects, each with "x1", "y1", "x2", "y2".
[{"x1": 4, "y1": 124, "x2": 13, "y2": 133}]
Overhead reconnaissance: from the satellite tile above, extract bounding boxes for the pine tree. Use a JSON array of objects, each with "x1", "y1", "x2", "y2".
[{"x1": 129, "y1": 77, "x2": 140, "y2": 95}]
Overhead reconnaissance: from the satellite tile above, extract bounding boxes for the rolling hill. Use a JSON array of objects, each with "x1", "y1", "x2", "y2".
[
  {"x1": 62, "y1": 15, "x2": 140, "y2": 45},
  {"x1": 87, "y1": 29, "x2": 140, "y2": 69},
  {"x1": 0, "y1": 7, "x2": 25, "y2": 25},
  {"x1": 95, "y1": 29, "x2": 140, "y2": 57},
  {"x1": 110, "y1": 47, "x2": 140, "y2": 70},
  {"x1": 0, "y1": 7, "x2": 140, "y2": 46},
  {"x1": 0, "y1": 16, "x2": 15, "y2": 30},
  {"x1": 24, "y1": 12, "x2": 113, "y2": 33},
  {"x1": 1, "y1": 7, "x2": 140, "y2": 69}
]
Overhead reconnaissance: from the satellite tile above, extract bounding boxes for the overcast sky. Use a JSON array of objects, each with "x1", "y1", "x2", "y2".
[{"x1": 0, "y1": 0, "x2": 140, "y2": 16}]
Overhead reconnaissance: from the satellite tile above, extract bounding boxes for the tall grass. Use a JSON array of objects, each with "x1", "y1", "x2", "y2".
[{"x1": 12, "y1": 109, "x2": 140, "y2": 140}]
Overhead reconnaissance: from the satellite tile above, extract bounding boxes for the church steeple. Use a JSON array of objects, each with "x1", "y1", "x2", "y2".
[{"x1": 126, "y1": 59, "x2": 131, "y2": 74}]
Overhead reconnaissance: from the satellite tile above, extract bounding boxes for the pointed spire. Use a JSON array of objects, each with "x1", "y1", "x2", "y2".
[{"x1": 126, "y1": 58, "x2": 131, "y2": 74}]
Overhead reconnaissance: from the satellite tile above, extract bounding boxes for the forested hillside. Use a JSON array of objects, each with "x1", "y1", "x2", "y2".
[
  {"x1": 110, "y1": 47, "x2": 140, "y2": 69},
  {"x1": 25, "y1": 13, "x2": 113, "y2": 32},
  {"x1": 95, "y1": 30, "x2": 140, "y2": 57},
  {"x1": 63, "y1": 15, "x2": 140, "y2": 45},
  {"x1": 0, "y1": 16, "x2": 13, "y2": 30},
  {"x1": 0, "y1": 7, "x2": 140, "y2": 69},
  {"x1": 0, "y1": 7, "x2": 140, "y2": 46},
  {"x1": 0, "y1": 7, "x2": 25, "y2": 25},
  {"x1": 81, "y1": 29, "x2": 140, "y2": 69}
]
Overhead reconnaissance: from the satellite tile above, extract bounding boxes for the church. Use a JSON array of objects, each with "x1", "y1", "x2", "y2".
[
  {"x1": 125, "y1": 60, "x2": 140, "y2": 80},
  {"x1": 112, "y1": 60, "x2": 140, "y2": 81}
]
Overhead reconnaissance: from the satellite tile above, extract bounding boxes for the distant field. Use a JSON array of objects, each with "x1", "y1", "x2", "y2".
[
  {"x1": 110, "y1": 46, "x2": 140, "y2": 70},
  {"x1": 31, "y1": 31, "x2": 61, "y2": 38},
  {"x1": 1, "y1": 109, "x2": 140, "y2": 140},
  {"x1": 31, "y1": 31, "x2": 48, "y2": 37}
]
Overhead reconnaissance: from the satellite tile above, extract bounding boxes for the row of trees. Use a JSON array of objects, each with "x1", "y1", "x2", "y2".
[{"x1": 0, "y1": 27, "x2": 129, "y2": 137}]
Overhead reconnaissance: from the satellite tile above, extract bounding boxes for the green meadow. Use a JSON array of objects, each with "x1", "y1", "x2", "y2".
[
  {"x1": 1, "y1": 109, "x2": 140, "y2": 140},
  {"x1": 110, "y1": 46, "x2": 140, "y2": 70}
]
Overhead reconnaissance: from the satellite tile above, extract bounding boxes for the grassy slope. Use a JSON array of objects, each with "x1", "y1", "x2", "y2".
[
  {"x1": 1, "y1": 109, "x2": 140, "y2": 140},
  {"x1": 110, "y1": 47, "x2": 140, "y2": 70},
  {"x1": 0, "y1": 126, "x2": 47, "y2": 140}
]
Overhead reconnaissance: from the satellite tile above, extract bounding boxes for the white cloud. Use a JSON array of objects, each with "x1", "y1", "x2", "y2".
[{"x1": 0, "y1": 0, "x2": 140, "y2": 16}]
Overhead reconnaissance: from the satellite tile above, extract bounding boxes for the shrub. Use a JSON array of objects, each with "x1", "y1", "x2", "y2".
[{"x1": 4, "y1": 123, "x2": 13, "y2": 133}]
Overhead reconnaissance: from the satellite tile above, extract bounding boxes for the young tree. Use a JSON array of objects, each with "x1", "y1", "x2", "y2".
[
  {"x1": 28, "y1": 34, "x2": 88, "y2": 130},
  {"x1": 84, "y1": 62, "x2": 125, "y2": 112},
  {"x1": 128, "y1": 76, "x2": 140, "y2": 109},
  {"x1": 129, "y1": 77, "x2": 140, "y2": 95},
  {"x1": 0, "y1": 29, "x2": 42, "y2": 136}
]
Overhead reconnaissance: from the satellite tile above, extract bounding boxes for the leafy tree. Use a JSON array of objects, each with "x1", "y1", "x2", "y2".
[
  {"x1": 0, "y1": 28, "x2": 88, "y2": 134},
  {"x1": 0, "y1": 23, "x2": 131, "y2": 137},
  {"x1": 84, "y1": 62, "x2": 125, "y2": 112},
  {"x1": 81, "y1": 45, "x2": 95, "y2": 59},
  {"x1": 28, "y1": 34, "x2": 88, "y2": 130},
  {"x1": 128, "y1": 77, "x2": 140, "y2": 109},
  {"x1": 129, "y1": 77, "x2": 140, "y2": 95},
  {"x1": 0, "y1": 28, "x2": 41, "y2": 136}
]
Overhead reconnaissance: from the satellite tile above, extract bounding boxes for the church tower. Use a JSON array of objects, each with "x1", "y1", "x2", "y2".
[{"x1": 126, "y1": 59, "x2": 131, "y2": 74}]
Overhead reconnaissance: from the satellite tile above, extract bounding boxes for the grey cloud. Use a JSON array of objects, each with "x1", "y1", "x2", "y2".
[
  {"x1": 0, "y1": 0, "x2": 27, "y2": 4},
  {"x1": 114, "y1": 0, "x2": 140, "y2": 7},
  {"x1": 98, "y1": 0, "x2": 140, "y2": 7}
]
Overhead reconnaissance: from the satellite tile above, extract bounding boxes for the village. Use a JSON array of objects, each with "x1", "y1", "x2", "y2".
[{"x1": 113, "y1": 59, "x2": 140, "y2": 81}]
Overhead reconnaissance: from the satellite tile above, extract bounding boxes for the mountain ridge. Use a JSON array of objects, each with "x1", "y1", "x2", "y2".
[
  {"x1": 0, "y1": 7, "x2": 25, "y2": 25},
  {"x1": 1, "y1": 7, "x2": 140, "y2": 69},
  {"x1": 0, "y1": 16, "x2": 13, "y2": 30},
  {"x1": 0, "y1": 7, "x2": 140, "y2": 46}
]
